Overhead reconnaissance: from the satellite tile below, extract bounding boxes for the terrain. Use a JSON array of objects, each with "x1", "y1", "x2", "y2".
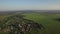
[{"x1": 0, "y1": 10, "x2": 60, "y2": 34}]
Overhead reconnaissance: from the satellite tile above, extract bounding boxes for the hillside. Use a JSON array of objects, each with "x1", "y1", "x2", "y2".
[
  {"x1": 0, "y1": 11, "x2": 60, "y2": 34},
  {"x1": 24, "y1": 13, "x2": 60, "y2": 34}
]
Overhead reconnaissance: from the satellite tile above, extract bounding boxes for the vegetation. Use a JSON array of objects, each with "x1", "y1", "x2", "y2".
[
  {"x1": 24, "y1": 13, "x2": 60, "y2": 34},
  {"x1": 0, "y1": 13, "x2": 60, "y2": 34}
]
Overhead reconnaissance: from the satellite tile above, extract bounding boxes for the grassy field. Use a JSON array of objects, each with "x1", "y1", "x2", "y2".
[
  {"x1": 24, "y1": 13, "x2": 60, "y2": 34},
  {"x1": 0, "y1": 13, "x2": 60, "y2": 34}
]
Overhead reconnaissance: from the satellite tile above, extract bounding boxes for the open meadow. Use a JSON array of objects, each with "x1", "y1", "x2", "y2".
[
  {"x1": 0, "y1": 12, "x2": 60, "y2": 34},
  {"x1": 24, "y1": 13, "x2": 60, "y2": 34}
]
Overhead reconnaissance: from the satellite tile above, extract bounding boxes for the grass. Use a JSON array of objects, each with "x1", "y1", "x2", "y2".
[
  {"x1": 23, "y1": 13, "x2": 60, "y2": 34},
  {"x1": 0, "y1": 13, "x2": 60, "y2": 34}
]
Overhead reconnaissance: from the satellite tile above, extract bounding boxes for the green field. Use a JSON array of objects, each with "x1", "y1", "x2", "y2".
[
  {"x1": 24, "y1": 13, "x2": 60, "y2": 34},
  {"x1": 0, "y1": 13, "x2": 60, "y2": 34}
]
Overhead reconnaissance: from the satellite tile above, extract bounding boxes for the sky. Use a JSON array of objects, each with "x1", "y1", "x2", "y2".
[{"x1": 0, "y1": 0, "x2": 60, "y2": 11}]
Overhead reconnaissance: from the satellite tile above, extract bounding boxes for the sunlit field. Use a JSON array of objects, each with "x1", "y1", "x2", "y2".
[
  {"x1": 0, "y1": 12, "x2": 60, "y2": 34},
  {"x1": 24, "y1": 13, "x2": 60, "y2": 34}
]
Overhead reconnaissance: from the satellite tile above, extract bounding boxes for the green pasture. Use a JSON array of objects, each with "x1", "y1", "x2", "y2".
[
  {"x1": 0, "y1": 13, "x2": 60, "y2": 34},
  {"x1": 24, "y1": 13, "x2": 60, "y2": 34}
]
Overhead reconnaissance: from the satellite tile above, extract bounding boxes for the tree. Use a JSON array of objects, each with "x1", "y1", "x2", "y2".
[{"x1": 1, "y1": 14, "x2": 45, "y2": 34}]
